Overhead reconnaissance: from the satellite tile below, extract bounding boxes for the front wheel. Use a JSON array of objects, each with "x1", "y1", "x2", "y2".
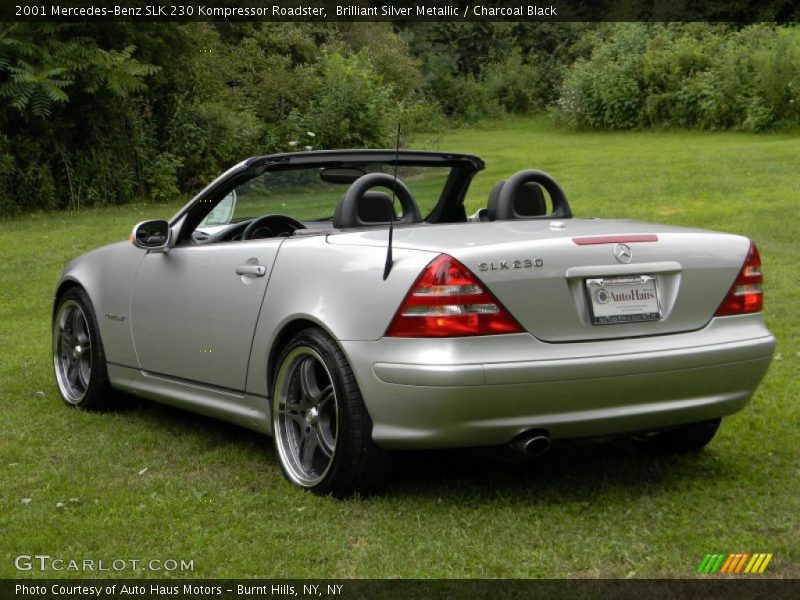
[
  {"x1": 632, "y1": 418, "x2": 722, "y2": 454},
  {"x1": 53, "y1": 288, "x2": 114, "y2": 410},
  {"x1": 271, "y1": 328, "x2": 389, "y2": 496}
]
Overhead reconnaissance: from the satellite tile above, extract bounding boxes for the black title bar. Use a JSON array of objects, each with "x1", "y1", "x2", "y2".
[
  {"x1": 5, "y1": 579, "x2": 800, "y2": 600},
  {"x1": 4, "y1": 0, "x2": 800, "y2": 22}
]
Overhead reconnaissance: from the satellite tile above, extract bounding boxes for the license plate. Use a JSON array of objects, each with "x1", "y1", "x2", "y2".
[{"x1": 585, "y1": 275, "x2": 661, "y2": 325}]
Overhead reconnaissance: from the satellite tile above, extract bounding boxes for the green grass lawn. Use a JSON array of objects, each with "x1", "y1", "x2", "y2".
[{"x1": 1, "y1": 117, "x2": 798, "y2": 579}]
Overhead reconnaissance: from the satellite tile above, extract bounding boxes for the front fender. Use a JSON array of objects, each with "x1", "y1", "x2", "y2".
[{"x1": 54, "y1": 241, "x2": 145, "y2": 368}]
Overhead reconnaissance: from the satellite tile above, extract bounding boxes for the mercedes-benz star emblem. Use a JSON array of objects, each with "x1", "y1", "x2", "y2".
[{"x1": 614, "y1": 243, "x2": 632, "y2": 264}]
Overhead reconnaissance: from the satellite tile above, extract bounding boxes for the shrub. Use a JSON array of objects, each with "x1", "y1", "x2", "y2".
[
  {"x1": 398, "y1": 97, "x2": 446, "y2": 135},
  {"x1": 166, "y1": 98, "x2": 262, "y2": 187},
  {"x1": 555, "y1": 24, "x2": 649, "y2": 129},
  {"x1": 698, "y1": 25, "x2": 800, "y2": 131},
  {"x1": 426, "y1": 73, "x2": 504, "y2": 123},
  {"x1": 483, "y1": 51, "x2": 561, "y2": 114},
  {"x1": 339, "y1": 23, "x2": 422, "y2": 100},
  {"x1": 305, "y1": 52, "x2": 396, "y2": 149},
  {"x1": 143, "y1": 152, "x2": 183, "y2": 203},
  {"x1": 554, "y1": 23, "x2": 800, "y2": 131},
  {"x1": 15, "y1": 160, "x2": 57, "y2": 212},
  {"x1": 640, "y1": 24, "x2": 720, "y2": 127}
]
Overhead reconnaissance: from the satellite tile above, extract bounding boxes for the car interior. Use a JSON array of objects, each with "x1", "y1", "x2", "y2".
[{"x1": 185, "y1": 154, "x2": 571, "y2": 246}]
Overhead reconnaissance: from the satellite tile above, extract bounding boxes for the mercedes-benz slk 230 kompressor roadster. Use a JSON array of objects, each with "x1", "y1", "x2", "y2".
[{"x1": 53, "y1": 150, "x2": 775, "y2": 494}]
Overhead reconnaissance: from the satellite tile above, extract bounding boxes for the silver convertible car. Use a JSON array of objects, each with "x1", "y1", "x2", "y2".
[{"x1": 53, "y1": 150, "x2": 775, "y2": 494}]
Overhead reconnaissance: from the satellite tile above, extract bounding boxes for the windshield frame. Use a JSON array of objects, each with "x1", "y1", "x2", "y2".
[{"x1": 171, "y1": 150, "x2": 485, "y2": 244}]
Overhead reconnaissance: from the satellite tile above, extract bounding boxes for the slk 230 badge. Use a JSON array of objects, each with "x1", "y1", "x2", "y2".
[{"x1": 478, "y1": 259, "x2": 544, "y2": 271}]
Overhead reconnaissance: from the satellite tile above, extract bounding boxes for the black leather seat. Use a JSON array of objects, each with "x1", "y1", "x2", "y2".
[{"x1": 487, "y1": 180, "x2": 548, "y2": 221}]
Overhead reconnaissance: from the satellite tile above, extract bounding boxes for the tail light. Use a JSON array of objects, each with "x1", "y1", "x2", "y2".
[
  {"x1": 714, "y1": 242, "x2": 763, "y2": 316},
  {"x1": 386, "y1": 254, "x2": 523, "y2": 337}
]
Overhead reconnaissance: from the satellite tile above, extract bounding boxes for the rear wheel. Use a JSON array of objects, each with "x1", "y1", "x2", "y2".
[
  {"x1": 271, "y1": 328, "x2": 388, "y2": 496},
  {"x1": 632, "y1": 418, "x2": 722, "y2": 454},
  {"x1": 53, "y1": 288, "x2": 114, "y2": 410}
]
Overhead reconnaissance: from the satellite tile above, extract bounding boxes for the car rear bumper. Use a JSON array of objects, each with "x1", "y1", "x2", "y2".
[{"x1": 342, "y1": 314, "x2": 775, "y2": 449}]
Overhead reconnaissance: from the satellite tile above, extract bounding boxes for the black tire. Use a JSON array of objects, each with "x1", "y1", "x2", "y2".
[
  {"x1": 271, "y1": 328, "x2": 389, "y2": 496},
  {"x1": 52, "y1": 287, "x2": 115, "y2": 411},
  {"x1": 632, "y1": 418, "x2": 722, "y2": 454}
]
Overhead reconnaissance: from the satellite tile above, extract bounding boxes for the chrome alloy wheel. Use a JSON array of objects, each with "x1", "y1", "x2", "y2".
[
  {"x1": 273, "y1": 347, "x2": 339, "y2": 487},
  {"x1": 53, "y1": 300, "x2": 92, "y2": 404}
]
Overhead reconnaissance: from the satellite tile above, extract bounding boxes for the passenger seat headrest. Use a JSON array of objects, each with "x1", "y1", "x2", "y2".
[
  {"x1": 487, "y1": 180, "x2": 548, "y2": 220},
  {"x1": 333, "y1": 191, "x2": 396, "y2": 228},
  {"x1": 357, "y1": 191, "x2": 396, "y2": 223},
  {"x1": 514, "y1": 182, "x2": 547, "y2": 217}
]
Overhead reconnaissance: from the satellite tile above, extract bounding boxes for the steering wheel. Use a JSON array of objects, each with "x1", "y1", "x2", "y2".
[{"x1": 242, "y1": 215, "x2": 306, "y2": 240}]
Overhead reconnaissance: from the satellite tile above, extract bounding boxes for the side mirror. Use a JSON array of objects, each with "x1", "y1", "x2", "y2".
[{"x1": 131, "y1": 220, "x2": 172, "y2": 251}]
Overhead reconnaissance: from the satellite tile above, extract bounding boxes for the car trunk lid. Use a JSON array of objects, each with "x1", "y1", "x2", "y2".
[{"x1": 327, "y1": 219, "x2": 752, "y2": 342}]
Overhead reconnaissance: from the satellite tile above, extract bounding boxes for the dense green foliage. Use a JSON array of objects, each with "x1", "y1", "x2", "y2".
[
  {"x1": 555, "y1": 24, "x2": 800, "y2": 131},
  {"x1": 402, "y1": 22, "x2": 586, "y2": 119},
  {"x1": 0, "y1": 22, "x2": 422, "y2": 213},
  {"x1": 0, "y1": 23, "x2": 161, "y2": 212},
  {"x1": 1, "y1": 22, "x2": 799, "y2": 213}
]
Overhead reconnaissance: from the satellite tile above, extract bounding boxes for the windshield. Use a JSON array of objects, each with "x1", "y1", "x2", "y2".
[{"x1": 209, "y1": 164, "x2": 453, "y2": 226}]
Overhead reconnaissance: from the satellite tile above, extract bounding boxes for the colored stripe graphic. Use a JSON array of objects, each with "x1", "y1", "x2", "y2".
[
  {"x1": 711, "y1": 554, "x2": 725, "y2": 573},
  {"x1": 720, "y1": 553, "x2": 737, "y2": 573},
  {"x1": 734, "y1": 553, "x2": 749, "y2": 574},
  {"x1": 758, "y1": 554, "x2": 773, "y2": 573},
  {"x1": 697, "y1": 554, "x2": 716, "y2": 574},
  {"x1": 745, "y1": 554, "x2": 761, "y2": 574},
  {"x1": 698, "y1": 554, "x2": 726, "y2": 574},
  {"x1": 698, "y1": 553, "x2": 773, "y2": 575},
  {"x1": 696, "y1": 554, "x2": 712, "y2": 574}
]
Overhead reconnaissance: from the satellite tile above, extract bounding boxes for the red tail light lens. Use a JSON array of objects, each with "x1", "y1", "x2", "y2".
[
  {"x1": 386, "y1": 254, "x2": 524, "y2": 337},
  {"x1": 714, "y1": 242, "x2": 763, "y2": 316}
]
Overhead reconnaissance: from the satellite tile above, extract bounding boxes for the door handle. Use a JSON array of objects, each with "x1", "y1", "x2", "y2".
[{"x1": 236, "y1": 265, "x2": 266, "y2": 277}]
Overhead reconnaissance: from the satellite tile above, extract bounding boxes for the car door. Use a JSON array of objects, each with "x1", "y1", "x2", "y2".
[{"x1": 130, "y1": 240, "x2": 281, "y2": 391}]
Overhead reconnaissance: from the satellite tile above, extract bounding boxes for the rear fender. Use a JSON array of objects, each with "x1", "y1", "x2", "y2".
[{"x1": 245, "y1": 235, "x2": 436, "y2": 397}]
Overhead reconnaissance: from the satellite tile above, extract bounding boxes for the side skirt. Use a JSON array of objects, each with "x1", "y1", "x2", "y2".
[{"x1": 107, "y1": 364, "x2": 272, "y2": 435}]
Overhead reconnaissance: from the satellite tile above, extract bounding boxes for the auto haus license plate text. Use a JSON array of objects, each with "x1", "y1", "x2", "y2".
[{"x1": 586, "y1": 275, "x2": 661, "y2": 325}]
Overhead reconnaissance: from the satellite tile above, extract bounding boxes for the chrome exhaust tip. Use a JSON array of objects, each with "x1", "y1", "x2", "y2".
[{"x1": 510, "y1": 431, "x2": 551, "y2": 456}]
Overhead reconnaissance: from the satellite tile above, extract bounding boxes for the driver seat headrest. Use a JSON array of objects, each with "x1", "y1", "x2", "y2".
[
  {"x1": 487, "y1": 180, "x2": 548, "y2": 221},
  {"x1": 333, "y1": 191, "x2": 396, "y2": 228}
]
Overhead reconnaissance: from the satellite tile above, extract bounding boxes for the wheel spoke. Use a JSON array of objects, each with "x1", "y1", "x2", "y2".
[
  {"x1": 71, "y1": 309, "x2": 82, "y2": 342},
  {"x1": 67, "y1": 364, "x2": 79, "y2": 387},
  {"x1": 300, "y1": 432, "x2": 318, "y2": 471},
  {"x1": 298, "y1": 358, "x2": 318, "y2": 404},
  {"x1": 60, "y1": 311, "x2": 77, "y2": 346},
  {"x1": 315, "y1": 385, "x2": 334, "y2": 409},
  {"x1": 77, "y1": 360, "x2": 90, "y2": 391},
  {"x1": 317, "y1": 410, "x2": 336, "y2": 452},
  {"x1": 300, "y1": 359, "x2": 335, "y2": 407},
  {"x1": 59, "y1": 310, "x2": 72, "y2": 340},
  {"x1": 74, "y1": 312, "x2": 89, "y2": 345},
  {"x1": 60, "y1": 329, "x2": 75, "y2": 346},
  {"x1": 283, "y1": 393, "x2": 303, "y2": 411},
  {"x1": 315, "y1": 428, "x2": 333, "y2": 458},
  {"x1": 286, "y1": 412, "x2": 305, "y2": 429}
]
